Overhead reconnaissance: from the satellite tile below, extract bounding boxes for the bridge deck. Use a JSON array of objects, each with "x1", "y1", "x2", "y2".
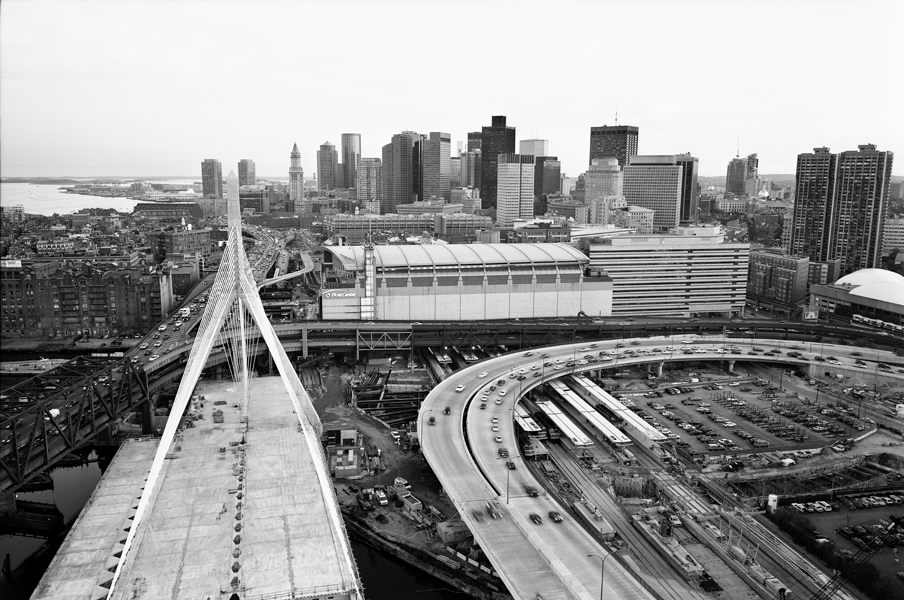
[
  {"x1": 35, "y1": 377, "x2": 359, "y2": 600},
  {"x1": 32, "y1": 438, "x2": 160, "y2": 600}
]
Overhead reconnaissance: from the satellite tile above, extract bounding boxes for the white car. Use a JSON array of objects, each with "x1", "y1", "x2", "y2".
[
  {"x1": 455, "y1": 385, "x2": 465, "y2": 393},
  {"x1": 499, "y1": 390, "x2": 507, "y2": 396},
  {"x1": 149, "y1": 355, "x2": 159, "y2": 361},
  {"x1": 478, "y1": 372, "x2": 488, "y2": 378},
  {"x1": 492, "y1": 424, "x2": 499, "y2": 432},
  {"x1": 728, "y1": 382, "x2": 740, "y2": 387},
  {"x1": 494, "y1": 435, "x2": 502, "y2": 443}
]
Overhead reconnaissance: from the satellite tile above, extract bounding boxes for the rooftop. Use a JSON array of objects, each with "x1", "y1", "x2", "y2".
[{"x1": 324, "y1": 243, "x2": 589, "y2": 271}]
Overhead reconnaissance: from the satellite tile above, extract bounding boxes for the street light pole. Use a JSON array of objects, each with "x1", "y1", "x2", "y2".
[{"x1": 587, "y1": 553, "x2": 612, "y2": 600}]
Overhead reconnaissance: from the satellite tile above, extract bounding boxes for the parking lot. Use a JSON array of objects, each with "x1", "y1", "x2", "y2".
[{"x1": 612, "y1": 367, "x2": 872, "y2": 458}]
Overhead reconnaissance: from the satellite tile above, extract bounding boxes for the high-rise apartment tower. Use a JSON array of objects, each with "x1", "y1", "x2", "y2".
[{"x1": 341, "y1": 133, "x2": 361, "y2": 189}]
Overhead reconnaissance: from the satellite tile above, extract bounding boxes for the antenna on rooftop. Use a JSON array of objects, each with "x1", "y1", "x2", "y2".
[
  {"x1": 615, "y1": 106, "x2": 618, "y2": 126},
  {"x1": 737, "y1": 136, "x2": 740, "y2": 158}
]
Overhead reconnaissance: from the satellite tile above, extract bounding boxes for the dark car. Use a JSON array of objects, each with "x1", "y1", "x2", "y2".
[
  {"x1": 525, "y1": 486, "x2": 539, "y2": 497},
  {"x1": 506, "y1": 461, "x2": 516, "y2": 469},
  {"x1": 529, "y1": 513, "x2": 543, "y2": 525},
  {"x1": 548, "y1": 511, "x2": 563, "y2": 522}
]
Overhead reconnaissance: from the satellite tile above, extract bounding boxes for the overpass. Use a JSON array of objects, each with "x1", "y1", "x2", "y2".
[
  {"x1": 418, "y1": 336, "x2": 904, "y2": 600},
  {"x1": 2, "y1": 316, "x2": 900, "y2": 493}
]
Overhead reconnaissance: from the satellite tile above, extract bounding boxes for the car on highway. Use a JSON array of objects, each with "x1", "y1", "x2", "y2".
[
  {"x1": 149, "y1": 355, "x2": 159, "y2": 361},
  {"x1": 139, "y1": 343, "x2": 148, "y2": 350},
  {"x1": 525, "y1": 486, "x2": 539, "y2": 497},
  {"x1": 494, "y1": 435, "x2": 502, "y2": 443},
  {"x1": 455, "y1": 385, "x2": 465, "y2": 392},
  {"x1": 485, "y1": 502, "x2": 500, "y2": 519},
  {"x1": 479, "y1": 403, "x2": 487, "y2": 410},
  {"x1": 529, "y1": 513, "x2": 543, "y2": 525},
  {"x1": 478, "y1": 372, "x2": 488, "y2": 378},
  {"x1": 492, "y1": 417, "x2": 499, "y2": 423},
  {"x1": 548, "y1": 511, "x2": 563, "y2": 523},
  {"x1": 499, "y1": 390, "x2": 507, "y2": 396},
  {"x1": 496, "y1": 379, "x2": 506, "y2": 386},
  {"x1": 143, "y1": 350, "x2": 152, "y2": 355},
  {"x1": 506, "y1": 461, "x2": 516, "y2": 469}
]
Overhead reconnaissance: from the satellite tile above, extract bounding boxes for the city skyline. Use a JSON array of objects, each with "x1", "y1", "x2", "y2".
[{"x1": 1, "y1": 0, "x2": 902, "y2": 180}]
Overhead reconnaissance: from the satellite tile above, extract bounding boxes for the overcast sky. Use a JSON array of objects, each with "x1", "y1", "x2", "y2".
[{"x1": 1, "y1": 0, "x2": 901, "y2": 180}]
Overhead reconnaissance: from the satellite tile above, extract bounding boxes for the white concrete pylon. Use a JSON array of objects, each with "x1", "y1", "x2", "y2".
[{"x1": 107, "y1": 171, "x2": 350, "y2": 598}]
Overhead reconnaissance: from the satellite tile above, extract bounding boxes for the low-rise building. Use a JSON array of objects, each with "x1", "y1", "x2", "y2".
[
  {"x1": 613, "y1": 206, "x2": 654, "y2": 234},
  {"x1": 746, "y1": 250, "x2": 809, "y2": 312}
]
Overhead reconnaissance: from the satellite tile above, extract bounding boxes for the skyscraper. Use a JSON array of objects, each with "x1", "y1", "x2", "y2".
[
  {"x1": 535, "y1": 157, "x2": 561, "y2": 196},
  {"x1": 790, "y1": 144, "x2": 894, "y2": 275},
  {"x1": 725, "y1": 155, "x2": 747, "y2": 194},
  {"x1": 201, "y1": 159, "x2": 222, "y2": 198},
  {"x1": 341, "y1": 133, "x2": 361, "y2": 189},
  {"x1": 356, "y1": 158, "x2": 382, "y2": 205},
  {"x1": 317, "y1": 141, "x2": 339, "y2": 191},
  {"x1": 589, "y1": 125, "x2": 639, "y2": 167},
  {"x1": 461, "y1": 150, "x2": 481, "y2": 190},
  {"x1": 624, "y1": 155, "x2": 684, "y2": 231},
  {"x1": 496, "y1": 154, "x2": 535, "y2": 227},
  {"x1": 467, "y1": 131, "x2": 482, "y2": 152},
  {"x1": 790, "y1": 147, "x2": 838, "y2": 263},
  {"x1": 423, "y1": 132, "x2": 451, "y2": 201},
  {"x1": 674, "y1": 153, "x2": 700, "y2": 223},
  {"x1": 585, "y1": 158, "x2": 625, "y2": 225},
  {"x1": 829, "y1": 144, "x2": 893, "y2": 274},
  {"x1": 480, "y1": 116, "x2": 516, "y2": 209},
  {"x1": 745, "y1": 153, "x2": 759, "y2": 196},
  {"x1": 450, "y1": 155, "x2": 462, "y2": 188},
  {"x1": 381, "y1": 132, "x2": 417, "y2": 214},
  {"x1": 288, "y1": 143, "x2": 304, "y2": 203},
  {"x1": 238, "y1": 159, "x2": 256, "y2": 186},
  {"x1": 520, "y1": 139, "x2": 548, "y2": 158}
]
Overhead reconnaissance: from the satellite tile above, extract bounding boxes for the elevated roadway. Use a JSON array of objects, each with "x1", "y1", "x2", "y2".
[{"x1": 419, "y1": 336, "x2": 903, "y2": 600}]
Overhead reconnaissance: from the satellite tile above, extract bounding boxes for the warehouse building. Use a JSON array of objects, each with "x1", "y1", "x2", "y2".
[{"x1": 319, "y1": 243, "x2": 612, "y2": 321}]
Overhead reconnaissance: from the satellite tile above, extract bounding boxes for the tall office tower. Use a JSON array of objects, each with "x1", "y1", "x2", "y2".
[
  {"x1": 341, "y1": 133, "x2": 361, "y2": 189},
  {"x1": 356, "y1": 158, "x2": 382, "y2": 204},
  {"x1": 725, "y1": 155, "x2": 747, "y2": 194},
  {"x1": 588, "y1": 125, "x2": 639, "y2": 167},
  {"x1": 674, "y1": 153, "x2": 700, "y2": 223},
  {"x1": 520, "y1": 139, "x2": 548, "y2": 158},
  {"x1": 585, "y1": 158, "x2": 625, "y2": 224},
  {"x1": 461, "y1": 150, "x2": 481, "y2": 189},
  {"x1": 623, "y1": 155, "x2": 684, "y2": 231},
  {"x1": 496, "y1": 154, "x2": 535, "y2": 227},
  {"x1": 289, "y1": 143, "x2": 304, "y2": 203},
  {"x1": 381, "y1": 132, "x2": 417, "y2": 214},
  {"x1": 467, "y1": 131, "x2": 482, "y2": 152},
  {"x1": 450, "y1": 155, "x2": 462, "y2": 188},
  {"x1": 480, "y1": 115, "x2": 516, "y2": 209},
  {"x1": 238, "y1": 159, "x2": 256, "y2": 186},
  {"x1": 410, "y1": 133, "x2": 427, "y2": 201},
  {"x1": 830, "y1": 144, "x2": 893, "y2": 274},
  {"x1": 536, "y1": 157, "x2": 561, "y2": 196},
  {"x1": 744, "y1": 153, "x2": 759, "y2": 196},
  {"x1": 317, "y1": 141, "x2": 339, "y2": 191},
  {"x1": 790, "y1": 147, "x2": 836, "y2": 262},
  {"x1": 201, "y1": 159, "x2": 223, "y2": 198},
  {"x1": 422, "y1": 132, "x2": 451, "y2": 201}
]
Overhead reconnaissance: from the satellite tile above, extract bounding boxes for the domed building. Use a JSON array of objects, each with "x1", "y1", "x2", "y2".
[{"x1": 809, "y1": 268, "x2": 904, "y2": 328}]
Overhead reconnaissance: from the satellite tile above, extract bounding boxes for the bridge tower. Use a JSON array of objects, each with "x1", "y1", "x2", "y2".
[{"x1": 107, "y1": 171, "x2": 358, "y2": 597}]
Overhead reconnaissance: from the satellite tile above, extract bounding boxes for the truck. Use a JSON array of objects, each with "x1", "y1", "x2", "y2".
[
  {"x1": 374, "y1": 489, "x2": 388, "y2": 506},
  {"x1": 179, "y1": 307, "x2": 191, "y2": 318}
]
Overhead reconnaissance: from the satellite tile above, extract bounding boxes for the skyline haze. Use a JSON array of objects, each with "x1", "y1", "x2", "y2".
[{"x1": 1, "y1": 0, "x2": 901, "y2": 180}]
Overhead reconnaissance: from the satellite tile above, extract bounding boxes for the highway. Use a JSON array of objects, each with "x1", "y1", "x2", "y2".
[{"x1": 419, "y1": 335, "x2": 903, "y2": 600}]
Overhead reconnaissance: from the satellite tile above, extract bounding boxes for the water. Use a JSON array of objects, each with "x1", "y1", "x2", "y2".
[{"x1": 0, "y1": 182, "x2": 141, "y2": 216}]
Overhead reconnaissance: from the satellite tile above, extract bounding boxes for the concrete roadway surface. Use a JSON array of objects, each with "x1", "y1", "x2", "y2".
[{"x1": 419, "y1": 336, "x2": 903, "y2": 600}]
